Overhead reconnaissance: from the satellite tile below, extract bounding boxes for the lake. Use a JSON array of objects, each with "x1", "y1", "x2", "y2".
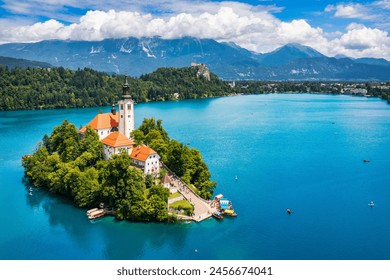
[{"x1": 1, "y1": 93, "x2": 390, "y2": 260}]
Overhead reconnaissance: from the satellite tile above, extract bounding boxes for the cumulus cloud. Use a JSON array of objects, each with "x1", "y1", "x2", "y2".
[
  {"x1": 327, "y1": 26, "x2": 390, "y2": 59},
  {"x1": 0, "y1": 7, "x2": 323, "y2": 53},
  {"x1": 325, "y1": 1, "x2": 390, "y2": 22},
  {"x1": 0, "y1": 2, "x2": 389, "y2": 60}
]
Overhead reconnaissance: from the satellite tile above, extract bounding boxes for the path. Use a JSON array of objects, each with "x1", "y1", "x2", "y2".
[{"x1": 170, "y1": 175, "x2": 215, "y2": 222}]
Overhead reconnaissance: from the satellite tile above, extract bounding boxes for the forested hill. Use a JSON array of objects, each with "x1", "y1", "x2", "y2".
[
  {"x1": 0, "y1": 56, "x2": 52, "y2": 69},
  {"x1": 0, "y1": 65, "x2": 232, "y2": 111}
]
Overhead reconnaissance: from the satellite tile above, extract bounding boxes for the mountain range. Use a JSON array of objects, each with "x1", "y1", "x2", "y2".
[{"x1": 0, "y1": 37, "x2": 389, "y2": 81}]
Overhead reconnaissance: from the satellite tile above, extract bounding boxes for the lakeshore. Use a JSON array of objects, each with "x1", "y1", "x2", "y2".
[{"x1": 2, "y1": 94, "x2": 390, "y2": 260}]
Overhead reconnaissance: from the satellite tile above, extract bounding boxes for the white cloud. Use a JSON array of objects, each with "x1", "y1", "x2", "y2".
[
  {"x1": 328, "y1": 26, "x2": 390, "y2": 59},
  {"x1": 325, "y1": 1, "x2": 390, "y2": 22},
  {"x1": 0, "y1": 3, "x2": 389, "y2": 60},
  {"x1": 373, "y1": 0, "x2": 390, "y2": 10},
  {"x1": 346, "y1": 22, "x2": 366, "y2": 31},
  {"x1": 325, "y1": 3, "x2": 373, "y2": 20},
  {"x1": 0, "y1": 7, "x2": 323, "y2": 52}
]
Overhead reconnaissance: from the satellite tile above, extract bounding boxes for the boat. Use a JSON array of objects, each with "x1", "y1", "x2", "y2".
[
  {"x1": 363, "y1": 159, "x2": 370, "y2": 163},
  {"x1": 223, "y1": 209, "x2": 237, "y2": 217},
  {"x1": 286, "y1": 208, "x2": 292, "y2": 214},
  {"x1": 368, "y1": 201, "x2": 375, "y2": 207},
  {"x1": 235, "y1": 175, "x2": 238, "y2": 180},
  {"x1": 212, "y1": 210, "x2": 224, "y2": 219},
  {"x1": 86, "y1": 208, "x2": 99, "y2": 216},
  {"x1": 87, "y1": 208, "x2": 105, "y2": 220},
  {"x1": 219, "y1": 199, "x2": 233, "y2": 211}
]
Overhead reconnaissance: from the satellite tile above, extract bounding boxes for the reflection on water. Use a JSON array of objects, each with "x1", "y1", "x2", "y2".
[{"x1": 22, "y1": 177, "x2": 190, "y2": 259}]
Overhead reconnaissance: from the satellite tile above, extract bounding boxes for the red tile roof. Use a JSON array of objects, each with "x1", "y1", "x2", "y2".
[
  {"x1": 101, "y1": 132, "x2": 135, "y2": 148},
  {"x1": 80, "y1": 113, "x2": 119, "y2": 132},
  {"x1": 130, "y1": 145, "x2": 158, "y2": 162},
  {"x1": 162, "y1": 174, "x2": 171, "y2": 184}
]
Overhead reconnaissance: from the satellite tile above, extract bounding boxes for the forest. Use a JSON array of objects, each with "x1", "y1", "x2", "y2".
[
  {"x1": 0, "y1": 65, "x2": 232, "y2": 111},
  {"x1": 1, "y1": 64, "x2": 390, "y2": 111}
]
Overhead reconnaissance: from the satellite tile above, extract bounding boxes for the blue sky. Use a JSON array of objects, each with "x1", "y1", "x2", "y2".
[{"x1": 0, "y1": 0, "x2": 389, "y2": 59}]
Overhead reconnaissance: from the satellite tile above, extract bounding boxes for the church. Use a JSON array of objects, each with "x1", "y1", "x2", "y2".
[{"x1": 80, "y1": 77, "x2": 160, "y2": 175}]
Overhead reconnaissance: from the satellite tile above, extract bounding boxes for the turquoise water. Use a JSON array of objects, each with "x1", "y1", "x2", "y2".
[{"x1": 1, "y1": 94, "x2": 390, "y2": 260}]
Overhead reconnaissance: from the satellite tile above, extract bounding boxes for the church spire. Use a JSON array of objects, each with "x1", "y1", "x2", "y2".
[
  {"x1": 118, "y1": 75, "x2": 135, "y2": 138},
  {"x1": 122, "y1": 76, "x2": 131, "y2": 99}
]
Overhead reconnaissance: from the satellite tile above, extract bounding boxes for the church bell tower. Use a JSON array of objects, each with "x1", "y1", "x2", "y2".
[{"x1": 118, "y1": 76, "x2": 135, "y2": 138}]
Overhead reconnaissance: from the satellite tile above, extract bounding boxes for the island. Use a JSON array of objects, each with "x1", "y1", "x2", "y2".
[{"x1": 22, "y1": 77, "x2": 220, "y2": 222}]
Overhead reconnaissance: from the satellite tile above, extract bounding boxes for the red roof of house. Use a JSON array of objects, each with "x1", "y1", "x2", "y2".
[
  {"x1": 130, "y1": 145, "x2": 158, "y2": 162},
  {"x1": 101, "y1": 132, "x2": 135, "y2": 148},
  {"x1": 162, "y1": 174, "x2": 171, "y2": 184},
  {"x1": 80, "y1": 113, "x2": 119, "y2": 132}
]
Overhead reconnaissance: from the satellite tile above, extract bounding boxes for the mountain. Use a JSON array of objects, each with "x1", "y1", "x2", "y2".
[
  {"x1": 0, "y1": 37, "x2": 259, "y2": 78},
  {"x1": 257, "y1": 43, "x2": 325, "y2": 66},
  {"x1": 0, "y1": 37, "x2": 389, "y2": 80},
  {"x1": 0, "y1": 56, "x2": 52, "y2": 69},
  {"x1": 354, "y1": 57, "x2": 390, "y2": 66}
]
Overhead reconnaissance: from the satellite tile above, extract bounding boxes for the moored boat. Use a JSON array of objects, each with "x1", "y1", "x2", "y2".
[
  {"x1": 86, "y1": 208, "x2": 99, "y2": 216},
  {"x1": 212, "y1": 210, "x2": 224, "y2": 219},
  {"x1": 223, "y1": 209, "x2": 237, "y2": 217},
  {"x1": 87, "y1": 208, "x2": 105, "y2": 220}
]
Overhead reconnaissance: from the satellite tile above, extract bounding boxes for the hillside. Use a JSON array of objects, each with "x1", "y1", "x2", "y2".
[
  {"x1": 0, "y1": 56, "x2": 52, "y2": 69},
  {"x1": 0, "y1": 65, "x2": 232, "y2": 111}
]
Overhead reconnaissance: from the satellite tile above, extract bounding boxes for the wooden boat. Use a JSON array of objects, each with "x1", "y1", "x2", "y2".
[
  {"x1": 87, "y1": 209, "x2": 105, "y2": 220},
  {"x1": 223, "y1": 209, "x2": 237, "y2": 217},
  {"x1": 86, "y1": 208, "x2": 99, "y2": 215},
  {"x1": 212, "y1": 210, "x2": 224, "y2": 219}
]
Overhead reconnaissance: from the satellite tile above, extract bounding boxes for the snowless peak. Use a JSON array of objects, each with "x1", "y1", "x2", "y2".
[{"x1": 276, "y1": 43, "x2": 325, "y2": 58}]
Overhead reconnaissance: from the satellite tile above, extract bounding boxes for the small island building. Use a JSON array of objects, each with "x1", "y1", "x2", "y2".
[
  {"x1": 79, "y1": 105, "x2": 119, "y2": 140},
  {"x1": 101, "y1": 131, "x2": 135, "y2": 160},
  {"x1": 161, "y1": 174, "x2": 172, "y2": 189},
  {"x1": 80, "y1": 76, "x2": 162, "y2": 175},
  {"x1": 130, "y1": 145, "x2": 160, "y2": 175}
]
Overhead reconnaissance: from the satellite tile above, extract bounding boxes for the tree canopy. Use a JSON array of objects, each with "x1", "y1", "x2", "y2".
[
  {"x1": 131, "y1": 117, "x2": 216, "y2": 199},
  {"x1": 0, "y1": 66, "x2": 232, "y2": 111}
]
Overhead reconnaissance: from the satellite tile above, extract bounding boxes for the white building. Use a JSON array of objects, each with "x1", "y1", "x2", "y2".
[
  {"x1": 130, "y1": 145, "x2": 160, "y2": 175},
  {"x1": 118, "y1": 77, "x2": 135, "y2": 139},
  {"x1": 80, "y1": 77, "x2": 161, "y2": 176}
]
